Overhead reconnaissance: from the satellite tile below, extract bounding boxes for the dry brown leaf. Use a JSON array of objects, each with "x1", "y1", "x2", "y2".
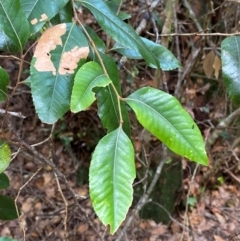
[
  {"x1": 151, "y1": 223, "x2": 167, "y2": 235},
  {"x1": 139, "y1": 220, "x2": 152, "y2": 229},
  {"x1": 171, "y1": 221, "x2": 181, "y2": 234},
  {"x1": 203, "y1": 50, "x2": 215, "y2": 78},
  {"x1": 21, "y1": 197, "x2": 35, "y2": 213},
  {"x1": 34, "y1": 177, "x2": 44, "y2": 189},
  {"x1": 214, "y1": 235, "x2": 225, "y2": 241},
  {"x1": 213, "y1": 55, "x2": 221, "y2": 79},
  {"x1": 214, "y1": 212, "x2": 226, "y2": 225},
  {"x1": 77, "y1": 223, "x2": 89, "y2": 234},
  {"x1": 43, "y1": 173, "x2": 52, "y2": 185},
  {"x1": 1, "y1": 226, "x2": 11, "y2": 236}
]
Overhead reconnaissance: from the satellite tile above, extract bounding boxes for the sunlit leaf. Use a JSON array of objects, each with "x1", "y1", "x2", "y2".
[
  {"x1": 71, "y1": 61, "x2": 111, "y2": 112},
  {"x1": 89, "y1": 127, "x2": 135, "y2": 234},
  {"x1": 125, "y1": 87, "x2": 208, "y2": 165},
  {"x1": 0, "y1": 141, "x2": 11, "y2": 174}
]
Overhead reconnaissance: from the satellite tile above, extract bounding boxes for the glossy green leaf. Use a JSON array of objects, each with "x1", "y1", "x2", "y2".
[
  {"x1": 0, "y1": 173, "x2": 9, "y2": 189},
  {"x1": 20, "y1": 0, "x2": 68, "y2": 34},
  {"x1": 221, "y1": 36, "x2": 240, "y2": 104},
  {"x1": 80, "y1": 0, "x2": 159, "y2": 68},
  {"x1": 107, "y1": 0, "x2": 130, "y2": 20},
  {"x1": 0, "y1": 141, "x2": 11, "y2": 174},
  {"x1": 0, "y1": 195, "x2": 19, "y2": 220},
  {"x1": 58, "y1": 1, "x2": 72, "y2": 23},
  {"x1": 0, "y1": 0, "x2": 30, "y2": 52},
  {"x1": 71, "y1": 61, "x2": 111, "y2": 112},
  {"x1": 89, "y1": 127, "x2": 136, "y2": 234},
  {"x1": 30, "y1": 23, "x2": 89, "y2": 124},
  {"x1": 112, "y1": 37, "x2": 181, "y2": 70},
  {"x1": 84, "y1": 26, "x2": 106, "y2": 53},
  {"x1": 0, "y1": 67, "x2": 9, "y2": 101},
  {"x1": 125, "y1": 87, "x2": 208, "y2": 165},
  {"x1": 94, "y1": 53, "x2": 131, "y2": 136}
]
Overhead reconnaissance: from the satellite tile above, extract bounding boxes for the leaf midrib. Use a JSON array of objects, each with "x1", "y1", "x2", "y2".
[
  {"x1": 0, "y1": 1, "x2": 22, "y2": 50},
  {"x1": 82, "y1": 0, "x2": 158, "y2": 68},
  {"x1": 126, "y1": 97, "x2": 204, "y2": 159}
]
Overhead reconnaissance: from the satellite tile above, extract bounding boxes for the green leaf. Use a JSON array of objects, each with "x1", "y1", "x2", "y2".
[
  {"x1": 30, "y1": 23, "x2": 89, "y2": 124},
  {"x1": 106, "y1": 0, "x2": 130, "y2": 20},
  {"x1": 221, "y1": 36, "x2": 240, "y2": 104},
  {"x1": 0, "y1": 173, "x2": 9, "y2": 189},
  {"x1": 0, "y1": 238, "x2": 18, "y2": 241},
  {"x1": 89, "y1": 127, "x2": 136, "y2": 234},
  {"x1": 84, "y1": 26, "x2": 106, "y2": 53},
  {"x1": 125, "y1": 87, "x2": 208, "y2": 165},
  {"x1": 112, "y1": 37, "x2": 181, "y2": 70},
  {"x1": 0, "y1": 195, "x2": 19, "y2": 220},
  {"x1": 94, "y1": 53, "x2": 131, "y2": 136},
  {"x1": 20, "y1": 0, "x2": 68, "y2": 34},
  {"x1": 51, "y1": 1, "x2": 72, "y2": 25},
  {"x1": 71, "y1": 61, "x2": 111, "y2": 112},
  {"x1": 0, "y1": 0, "x2": 30, "y2": 52},
  {"x1": 0, "y1": 67, "x2": 9, "y2": 101},
  {"x1": 80, "y1": 0, "x2": 159, "y2": 68},
  {"x1": 0, "y1": 141, "x2": 11, "y2": 174}
]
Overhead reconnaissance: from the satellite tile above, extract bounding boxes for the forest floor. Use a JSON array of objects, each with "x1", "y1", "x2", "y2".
[{"x1": 1, "y1": 0, "x2": 240, "y2": 241}]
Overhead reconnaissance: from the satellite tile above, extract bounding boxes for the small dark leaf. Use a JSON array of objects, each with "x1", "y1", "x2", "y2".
[
  {"x1": 0, "y1": 195, "x2": 19, "y2": 220},
  {"x1": 0, "y1": 173, "x2": 9, "y2": 189}
]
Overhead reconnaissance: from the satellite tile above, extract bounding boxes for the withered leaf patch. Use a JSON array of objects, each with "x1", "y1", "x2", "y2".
[{"x1": 33, "y1": 23, "x2": 89, "y2": 76}]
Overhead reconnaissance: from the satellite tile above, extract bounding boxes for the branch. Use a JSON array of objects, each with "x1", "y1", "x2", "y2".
[
  {"x1": 159, "y1": 32, "x2": 240, "y2": 37},
  {"x1": 0, "y1": 108, "x2": 26, "y2": 118},
  {"x1": 6, "y1": 119, "x2": 104, "y2": 241},
  {"x1": 206, "y1": 107, "x2": 240, "y2": 149}
]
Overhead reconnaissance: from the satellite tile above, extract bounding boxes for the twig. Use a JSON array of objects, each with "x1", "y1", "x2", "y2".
[
  {"x1": 224, "y1": 168, "x2": 240, "y2": 184},
  {"x1": 116, "y1": 145, "x2": 167, "y2": 241},
  {"x1": 181, "y1": 164, "x2": 199, "y2": 241},
  {"x1": 174, "y1": 47, "x2": 201, "y2": 98},
  {"x1": 15, "y1": 167, "x2": 43, "y2": 241},
  {"x1": 159, "y1": 32, "x2": 240, "y2": 36},
  {"x1": 151, "y1": 201, "x2": 191, "y2": 232},
  {"x1": 206, "y1": 107, "x2": 240, "y2": 149},
  {"x1": 0, "y1": 108, "x2": 26, "y2": 118},
  {"x1": 182, "y1": 0, "x2": 202, "y2": 32},
  {"x1": 49, "y1": 124, "x2": 68, "y2": 241},
  {"x1": 6, "y1": 119, "x2": 103, "y2": 240}
]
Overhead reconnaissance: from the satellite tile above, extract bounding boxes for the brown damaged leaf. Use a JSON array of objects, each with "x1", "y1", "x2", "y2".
[
  {"x1": 34, "y1": 23, "x2": 66, "y2": 75},
  {"x1": 33, "y1": 23, "x2": 89, "y2": 75},
  {"x1": 30, "y1": 13, "x2": 48, "y2": 25},
  {"x1": 40, "y1": 13, "x2": 48, "y2": 22},
  {"x1": 59, "y1": 46, "x2": 89, "y2": 75}
]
